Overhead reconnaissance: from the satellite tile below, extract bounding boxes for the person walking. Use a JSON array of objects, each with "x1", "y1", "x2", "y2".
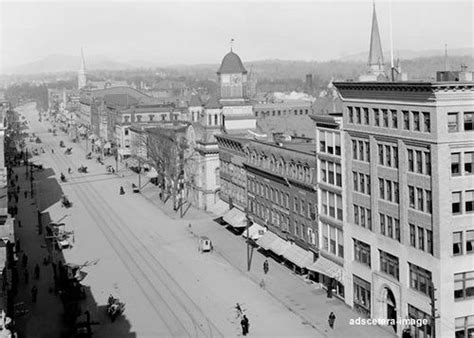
[
  {"x1": 263, "y1": 259, "x2": 269, "y2": 274},
  {"x1": 31, "y1": 286, "x2": 38, "y2": 303},
  {"x1": 24, "y1": 190, "x2": 27, "y2": 199},
  {"x1": 328, "y1": 312, "x2": 336, "y2": 329},
  {"x1": 24, "y1": 269, "x2": 29, "y2": 284},
  {"x1": 241, "y1": 315, "x2": 249, "y2": 336},
  {"x1": 15, "y1": 174, "x2": 18, "y2": 182},
  {"x1": 15, "y1": 239, "x2": 20, "y2": 253},
  {"x1": 22, "y1": 253, "x2": 28, "y2": 268}
]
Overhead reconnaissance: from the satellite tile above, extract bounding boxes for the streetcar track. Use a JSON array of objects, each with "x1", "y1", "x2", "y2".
[{"x1": 38, "y1": 123, "x2": 223, "y2": 337}]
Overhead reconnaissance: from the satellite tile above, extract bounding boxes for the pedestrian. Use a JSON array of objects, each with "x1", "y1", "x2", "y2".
[
  {"x1": 34, "y1": 264, "x2": 40, "y2": 279},
  {"x1": 24, "y1": 190, "x2": 27, "y2": 199},
  {"x1": 52, "y1": 262, "x2": 57, "y2": 277},
  {"x1": 15, "y1": 239, "x2": 20, "y2": 253},
  {"x1": 240, "y1": 315, "x2": 249, "y2": 336},
  {"x1": 15, "y1": 174, "x2": 18, "y2": 182},
  {"x1": 31, "y1": 286, "x2": 38, "y2": 303},
  {"x1": 18, "y1": 220, "x2": 21, "y2": 228},
  {"x1": 263, "y1": 259, "x2": 269, "y2": 274},
  {"x1": 15, "y1": 195, "x2": 19, "y2": 204},
  {"x1": 51, "y1": 149, "x2": 54, "y2": 154},
  {"x1": 119, "y1": 186, "x2": 125, "y2": 195},
  {"x1": 16, "y1": 186, "x2": 20, "y2": 194},
  {"x1": 24, "y1": 269, "x2": 29, "y2": 284},
  {"x1": 328, "y1": 312, "x2": 336, "y2": 329}
]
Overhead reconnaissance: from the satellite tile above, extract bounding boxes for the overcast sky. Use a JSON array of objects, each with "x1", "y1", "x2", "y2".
[{"x1": 0, "y1": 0, "x2": 472, "y2": 72}]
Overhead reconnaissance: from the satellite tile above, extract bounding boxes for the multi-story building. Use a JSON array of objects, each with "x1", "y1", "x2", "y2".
[
  {"x1": 253, "y1": 101, "x2": 312, "y2": 118},
  {"x1": 333, "y1": 80, "x2": 474, "y2": 337},
  {"x1": 215, "y1": 134, "x2": 248, "y2": 211},
  {"x1": 311, "y1": 113, "x2": 346, "y2": 298},
  {"x1": 244, "y1": 136, "x2": 318, "y2": 273}
]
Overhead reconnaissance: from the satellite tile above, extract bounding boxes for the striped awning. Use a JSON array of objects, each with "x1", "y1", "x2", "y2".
[
  {"x1": 307, "y1": 256, "x2": 344, "y2": 281},
  {"x1": 282, "y1": 244, "x2": 314, "y2": 268},
  {"x1": 223, "y1": 208, "x2": 247, "y2": 228},
  {"x1": 242, "y1": 223, "x2": 266, "y2": 240}
]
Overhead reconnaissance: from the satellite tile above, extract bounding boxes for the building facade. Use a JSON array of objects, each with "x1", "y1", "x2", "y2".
[
  {"x1": 244, "y1": 138, "x2": 318, "y2": 271},
  {"x1": 334, "y1": 81, "x2": 474, "y2": 338}
]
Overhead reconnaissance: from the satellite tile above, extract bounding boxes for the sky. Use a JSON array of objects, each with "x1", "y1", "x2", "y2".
[{"x1": 0, "y1": 0, "x2": 472, "y2": 72}]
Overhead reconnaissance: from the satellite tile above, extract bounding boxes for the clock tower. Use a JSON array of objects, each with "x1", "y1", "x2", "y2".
[
  {"x1": 217, "y1": 50, "x2": 248, "y2": 102},
  {"x1": 216, "y1": 48, "x2": 256, "y2": 132}
]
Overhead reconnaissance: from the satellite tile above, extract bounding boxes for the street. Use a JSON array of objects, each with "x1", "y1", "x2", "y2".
[{"x1": 17, "y1": 101, "x2": 324, "y2": 337}]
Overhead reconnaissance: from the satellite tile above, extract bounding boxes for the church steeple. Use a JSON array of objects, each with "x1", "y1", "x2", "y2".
[
  {"x1": 368, "y1": 2, "x2": 385, "y2": 76},
  {"x1": 359, "y1": 2, "x2": 387, "y2": 81},
  {"x1": 78, "y1": 47, "x2": 87, "y2": 90}
]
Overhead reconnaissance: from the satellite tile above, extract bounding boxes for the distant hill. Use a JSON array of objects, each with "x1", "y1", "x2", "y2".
[
  {"x1": 338, "y1": 47, "x2": 474, "y2": 62},
  {"x1": 3, "y1": 54, "x2": 133, "y2": 75}
]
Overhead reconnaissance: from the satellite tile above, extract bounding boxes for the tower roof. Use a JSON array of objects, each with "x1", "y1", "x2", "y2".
[
  {"x1": 368, "y1": 3, "x2": 384, "y2": 67},
  {"x1": 80, "y1": 48, "x2": 86, "y2": 72},
  {"x1": 217, "y1": 51, "x2": 247, "y2": 74}
]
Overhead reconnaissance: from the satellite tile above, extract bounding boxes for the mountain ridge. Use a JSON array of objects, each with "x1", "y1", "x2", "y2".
[{"x1": 3, "y1": 47, "x2": 473, "y2": 75}]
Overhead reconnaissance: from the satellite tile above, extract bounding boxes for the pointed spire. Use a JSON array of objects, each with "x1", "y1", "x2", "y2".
[
  {"x1": 368, "y1": 2, "x2": 384, "y2": 68},
  {"x1": 444, "y1": 44, "x2": 449, "y2": 71},
  {"x1": 230, "y1": 38, "x2": 234, "y2": 52},
  {"x1": 80, "y1": 47, "x2": 86, "y2": 71}
]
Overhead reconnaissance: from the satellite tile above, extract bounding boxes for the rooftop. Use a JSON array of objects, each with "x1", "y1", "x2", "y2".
[{"x1": 217, "y1": 51, "x2": 248, "y2": 75}]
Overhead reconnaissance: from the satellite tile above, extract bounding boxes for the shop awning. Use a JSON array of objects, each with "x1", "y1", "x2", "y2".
[
  {"x1": 256, "y1": 231, "x2": 279, "y2": 251},
  {"x1": 268, "y1": 236, "x2": 290, "y2": 256},
  {"x1": 307, "y1": 256, "x2": 344, "y2": 281},
  {"x1": 242, "y1": 223, "x2": 267, "y2": 240},
  {"x1": 223, "y1": 208, "x2": 247, "y2": 228},
  {"x1": 256, "y1": 231, "x2": 290, "y2": 256},
  {"x1": 146, "y1": 167, "x2": 158, "y2": 178},
  {"x1": 283, "y1": 244, "x2": 314, "y2": 268}
]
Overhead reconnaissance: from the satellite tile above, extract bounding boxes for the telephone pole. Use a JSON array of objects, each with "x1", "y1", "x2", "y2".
[{"x1": 429, "y1": 280, "x2": 437, "y2": 338}]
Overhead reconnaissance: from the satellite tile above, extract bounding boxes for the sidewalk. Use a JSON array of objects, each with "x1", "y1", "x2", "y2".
[{"x1": 12, "y1": 164, "x2": 71, "y2": 337}]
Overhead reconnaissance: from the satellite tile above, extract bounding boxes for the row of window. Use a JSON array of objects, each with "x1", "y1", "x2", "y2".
[
  {"x1": 455, "y1": 315, "x2": 474, "y2": 338},
  {"x1": 379, "y1": 213, "x2": 400, "y2": 242},
  {"x1": 321, "y1": 222, "x2": 344, "y2": 258},
  {"x1": 354, "y1": 243, "x2": 434, "y2": 297},
  {"x1": 408, "y1": 186, "x2": 432, "y2": 214},
  {"x1": 319, "y1": 131, "x2": 341, "y2": 156},
  {"x1": 254, "y1": 108, "x2": 310, "y2": 117},
  {"x1": 247, "y1": 152, "x2": 313, "y2": 184},
  {"x1": 207, "y1": 113, "x2": 221, "y2": 126},
  {"x1": 453, "y1": 230, "x2": 474, "y2": 256},
  {"x1": 348, "y1": 107, "x2": 431, "y2": 133},
  {"x1": 448, "y1": 111, "x2": 474, "y2": 132},
  {"x1": 378, "y1": 144, "x2": 398, "y2": 168},
  {"x1": 407, "y1": 149, "x2": 431, "y2": 175},
  {"x1": 451, "y1": 151, "x2": 474, "y2": 176},
  {"x1": 454, "y1": 271, "x2": 474, "y2": 301},
  {"x1": 122, "y1": 114, "x2": 169, "y2": 123},
  {"x1": 409, "y1": 224, "x2": 434, "y2": 255},
  {"x1": 320, "y1": 190, "x2": 343, "y2": 221},
  {"x1": 353, "y1": 204, "x2": 372, "y2": 230},
  {"x1": 452, "y1": 190, "x2": 474, "y2": 214},
  {"x1": 353, "y1": 171, "x2": 371, "y2": 195},
  {"x1": 352, "y1": 139, "x2": 370, "y2": 162},
  {"x1": 320, "y1": 160, "x2": 342, "y2": 187},
  {"x1": 379, "y1": 178, "x2": 399, "y2": 204}
]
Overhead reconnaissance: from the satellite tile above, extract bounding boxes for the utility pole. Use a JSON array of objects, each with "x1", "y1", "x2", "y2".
[
  {"x1": 429, "y1": 280, "x2": 437, "y2": 338},
  {"x1": 138, "y1": 156, "x2": 141, "y2": 190},
  {"x1": 115, "y1": 147, "x2": 118, "y2": 173},
  {"x1": 245, "y1": 210, "x2": 251, "y2": 271}
]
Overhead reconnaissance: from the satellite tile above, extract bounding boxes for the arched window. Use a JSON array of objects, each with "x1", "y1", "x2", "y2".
[{"x1": 215, "y1": 167, "x2": 220, "y2": 185}]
